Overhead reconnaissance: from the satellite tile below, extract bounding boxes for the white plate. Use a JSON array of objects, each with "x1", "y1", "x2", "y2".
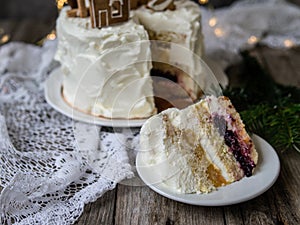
[
  {"x1": 44, "y1": 68, "x2": 147, "y2": 127},
  {"x1": 136, "y1": 134, "x2": 280, "y2": 206}
]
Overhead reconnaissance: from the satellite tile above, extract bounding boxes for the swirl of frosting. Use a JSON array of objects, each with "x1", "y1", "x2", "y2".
[{"x1": 147, "y1": 0, "x2": 176, "y2": 11}]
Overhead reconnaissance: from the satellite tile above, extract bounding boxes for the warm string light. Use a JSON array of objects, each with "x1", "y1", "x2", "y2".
[
  {"x1": 198, "y1": 0, "x2": 209, "y2": 4},
  {"x1": 208, "y1": 19, "x2": 297, "y2": 48},
  {"x1": 284, "y1": 39, "x2": 294, "y2": 48},
  {"x1": 214, "y1": 28, "x2": 224, "y2": 38},
  {"x1": 208, "y1": 16, "x2": 224, "y2": 38},
  {"x1": 57, "y1": 1, "x2": 295, "y2": 50},
  {"x1": 247, "y1": 35, "x2": 258, "y2": 45},
  {"x1": 0, "y1": 34, "x2": 10, "y2": 44},
  {"x1": 209, "y1": 17, "x2": 217, "y2": 27},
  {"x1": 56, "y1": 0, "x2": 68, "y2": 10},
  {"x1": 0, "y1": 27, "x2": 10, "y2": 44},
  {"x1": 47, "y1": 30, "x2": 57, "y2": 40}
]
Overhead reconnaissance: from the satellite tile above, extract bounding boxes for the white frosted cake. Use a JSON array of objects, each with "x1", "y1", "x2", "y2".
[
  {"x1": 55, "y1": 0, "x2": 204, "y2": 119},
  {"x1": 139, "y1": 96, "x2": 258, "y2": 193},
  {"x1": 55, "y1": 8, "x2": 156, "y2": 119}
]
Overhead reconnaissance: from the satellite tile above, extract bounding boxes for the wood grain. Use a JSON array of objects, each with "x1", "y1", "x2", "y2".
[
  {"x1": 258, "y1": 46, "x2": 300, "y2": 88},
  {"x1": 0, "y1": 19, "x2": 55, "y2": 45},
  {"x1": 115, "y1": 185, "x2": 225, "y2": 225},
  {"x1": 1, "y1": 2, "x2": 300, "y2": 223},
  {"x1": 75, "y1": 45, "x2": 300, "y2": 225},
  {"x1": 271, "y1": 151, "x2": 300, "y2": 225},
  {"x1": 75, "y1": 189, "x2": 116, "y2": 225}
]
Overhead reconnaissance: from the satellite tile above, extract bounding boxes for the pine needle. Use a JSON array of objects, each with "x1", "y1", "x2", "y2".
[
  {"x1": 240, "y1": 101, "x2": 300, "y2": 153},
  {"x1": 224, "y1": 51, "x2": 300, "y2": 153}
]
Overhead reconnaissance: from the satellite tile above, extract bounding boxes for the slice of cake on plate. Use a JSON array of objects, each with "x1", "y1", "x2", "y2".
[{"x1": 139, "y1": 95, "x2": 258, "y2": 193}]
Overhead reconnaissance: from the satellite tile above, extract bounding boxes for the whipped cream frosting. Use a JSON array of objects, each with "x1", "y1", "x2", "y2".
[
  {"x1": 133, "y1": 0, "x2": 205, "y2": 99},
  {"x1": 55, "y1": 0, "x2": 204, "y2": 119},
  {"x1": 134, "y1": 0, "x2": 203, "y2": 55},
  {"x1": 55, "y1": 7, "x2": 156, "y2": 119},
  {"x1": 139, "y1": 107, "x2": 200, "y2": 193},
  {"x1": 147, "y1": 0, "x2": 174, "y2": 11}
]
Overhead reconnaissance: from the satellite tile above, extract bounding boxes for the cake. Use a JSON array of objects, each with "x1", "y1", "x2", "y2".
[
  {"x1": 139, "y1": 95, "x2": 258, "y2": 193},
  {"x1": 134, "y1": 1, "x2": 204, "y2": 102},
  {"x1": 54, "y1": 0, "x2": 205, "y2": 119}
]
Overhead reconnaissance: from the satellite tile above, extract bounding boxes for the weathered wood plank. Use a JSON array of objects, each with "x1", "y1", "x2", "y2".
[
  {"x1": 75, "y1": 189, "x2": 116, "y2": 225},
  {"x1": 0, "y1": 0, "x2": 57, "y2": 19},
  {"x1": 239, "y1": 192, "x2": 277, "y2": 225},
  {"x1": 255, "y1": 44, "x2": 300, "y2": 223},
  {"x1": 224, "y1": 181, "x2": 278, "y2": 225},
  {"x1": 284, "y1": 47, "x2": 300, "y2": 87},
  {"x1": 245, "y1": 47, "x2": 300, "y2": 225},
  {"x1": 0, "y1": 8, "x2": 300, "y2": 225},
  {"x1": 8, "y1": 19, "x2": 55, "y2": 44},
  {"x1": 269, "y1": 151, "x2": 300, "y2": 225},
  {"x1": 223, "y1": 205, "x2": 244, "y2": 225},
  {"x1": 115, "y1": 184, "x2": 225, "y2": 225},
  {"x1": 257, "y1": 46, "x2": 300, "y2": 87}
]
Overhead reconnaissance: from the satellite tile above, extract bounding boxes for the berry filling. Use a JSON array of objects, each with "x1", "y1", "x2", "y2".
[
  {"x1": 224, "y1": 129, "x2": 255, "y2": 177},
  {"x1": 213, "y1": 115, "x2": 256, "y2": 177}
]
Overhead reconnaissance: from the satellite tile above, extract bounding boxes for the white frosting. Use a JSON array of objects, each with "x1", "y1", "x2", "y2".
[
  {"x1": 55, "y1": 0, "x2": 204, "y2": 119},
  {"x1": 140, "y1": 106, "x2": 204, "y2": 193},
  {"x1": 134, "y1": 0, "x2": 202, "y2": 46},
  {"x1": 55, "y1": 7, "x2": 156, "y2": 119},
  {"x1": 139, "y1": 96, "x2": 242, "y2": 194},
  {"x1": 147, "y1": 0, "x2": 174, "y2": 11},
  {"x1": 133, "y1": 0, "x2": 205, "y2": 99},
  {"x1": 139, "y1": 108, "x2": 193, "y2": 192}
]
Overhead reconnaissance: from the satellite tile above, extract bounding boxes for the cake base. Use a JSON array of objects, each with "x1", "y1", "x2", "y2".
[{"x1": 61, "y1": 87, "x2": 156, "y2": 120}]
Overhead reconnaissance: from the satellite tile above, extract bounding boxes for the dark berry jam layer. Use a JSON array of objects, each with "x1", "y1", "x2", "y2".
[
  {"x1": 224, "y1": 129, "x2": 256, "y2": 177},
  {"x1": 213, "y1": 114, "x2": 255, "y2": 177}
]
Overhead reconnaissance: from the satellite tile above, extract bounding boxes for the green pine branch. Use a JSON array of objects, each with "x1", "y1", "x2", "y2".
[
  {"x1": 240, "y1": 100, "x2": 300, "y2": 153},
  {"x1": 224, "y1": 51, "x2": 300, "y2": 153}
]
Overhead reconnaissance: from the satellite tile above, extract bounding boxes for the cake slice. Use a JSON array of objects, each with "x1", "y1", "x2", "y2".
[{"x1": 139, "y1": 95, "x2": 258, "y2": 193}]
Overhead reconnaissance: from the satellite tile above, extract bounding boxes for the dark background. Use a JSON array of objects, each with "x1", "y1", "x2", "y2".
[{"x1": 0, "y1": 0, "x2": 299, "y2": 44}]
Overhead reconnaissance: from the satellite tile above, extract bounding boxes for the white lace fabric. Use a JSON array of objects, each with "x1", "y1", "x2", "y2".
[
  {"x1": 0, "y1": 41, "x2": 137, "y2": 225},
  {"x1": 0, "y1": 0, "x2": 299, "y2": 224}
]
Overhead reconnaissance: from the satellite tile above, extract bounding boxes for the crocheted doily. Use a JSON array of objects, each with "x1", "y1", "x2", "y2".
[{"x1": 0, "y1": 41, "x2": 138, "y2": 225}]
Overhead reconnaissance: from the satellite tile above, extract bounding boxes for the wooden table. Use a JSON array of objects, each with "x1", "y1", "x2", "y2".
[
  {"x1": 1, "y1": 4, "x2": 300, "y2": 225},
  {"x1": 74, "y1": 46, "x2": 300, "y2": 225}
]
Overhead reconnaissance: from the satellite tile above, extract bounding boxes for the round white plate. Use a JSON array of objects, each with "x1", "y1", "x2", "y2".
[
  {"x1": 44, "y1": 68, "x2": 148, "y2": 127},
  {"x1": 136, "y1": 134, "x2": 280, "y2": 206}
]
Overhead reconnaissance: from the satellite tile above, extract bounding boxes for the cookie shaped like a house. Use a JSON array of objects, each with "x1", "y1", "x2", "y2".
[{"x1": 89, "y1": 0, "x2": 130, "y2": 28}]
